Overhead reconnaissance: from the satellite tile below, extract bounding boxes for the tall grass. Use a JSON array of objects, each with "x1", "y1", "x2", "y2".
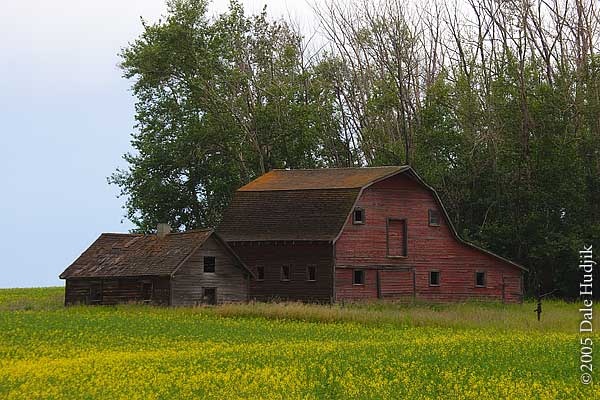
[
  {"x1": 214, "y1": 299, "x2": 580, "y2": 332},
  {"x1": 0, "y1": 287, "x2": 586, "y2": 333},
  {"x1": 0, "y1": 287, "x2": 63, "y2": 311}
]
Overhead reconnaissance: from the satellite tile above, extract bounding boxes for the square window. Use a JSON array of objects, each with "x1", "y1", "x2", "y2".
[
  {"x1": 429, "y1": 271, "x2": 440, "y2": 286},
  {"x1": 307, "y1": 265, "x2": 316, "y2": 281},
  {"x1": 204, "y1": 256, "x2": 215, "y2": 273},
  {"x1": 428, "y1": 209, "x2": 440, "y2": 226},
  {"x1": 281, "y1": 265, "x2": 291, "y2": 281},
  {"x1": 256, "y1": 266, "x2": 265, "y2": 281},
  {"x1": 353, "y1": 270, "x2": 365, "y2": 285},
  {"x1": 476, "y1": 271, "x2": 486, "y2": 287},
  {"x1": 353, "y1": 208, "x2": 365, "y2": 224}
]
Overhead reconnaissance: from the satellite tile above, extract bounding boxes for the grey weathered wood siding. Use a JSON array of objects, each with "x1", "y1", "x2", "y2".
[
  {"x1": 170, "y1": 236, "x2": 249, "y2": 305},
  {"x1": 64, "y1": 276, "x2": 170, "y2": 305}
]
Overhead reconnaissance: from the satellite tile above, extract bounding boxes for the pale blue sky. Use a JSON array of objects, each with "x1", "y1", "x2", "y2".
[{"x1": 0, "y1": 0, "x2": 316, "y2": 288}]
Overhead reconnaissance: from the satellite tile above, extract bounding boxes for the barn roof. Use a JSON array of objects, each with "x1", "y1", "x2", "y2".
[
  {"x1": 219, "y1": 166, "x2": 409, "y2": 242},
  {"x1": 218, "y1": 166, "x2": 527, "y2": 271},
  {"x1": 238, "y1": 166, "x2": 409, "y2": 191},
  {"x1": 59, "y1": 229, "x2": 247, "y2": 279}
]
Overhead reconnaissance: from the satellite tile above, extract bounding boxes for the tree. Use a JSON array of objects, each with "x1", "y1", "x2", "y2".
[
  {"x1": 110, "y1": 0, "x2": 344, "y2": 232},
  {"x1": 113, "y1": 0, "x2": 600, "y2": 297}
]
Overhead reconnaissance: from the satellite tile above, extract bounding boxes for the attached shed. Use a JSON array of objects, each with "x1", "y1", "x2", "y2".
[{"x1": 59, "y1": 228, "x2": 252, "y2": 306}]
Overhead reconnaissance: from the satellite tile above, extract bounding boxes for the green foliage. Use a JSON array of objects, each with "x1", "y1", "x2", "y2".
[
  {"x1": 111, "y1": 0, "x2": 600, "y2": 297},
  {"x1": 110, "y1": 0, "x2": 343, "y2": 232}
]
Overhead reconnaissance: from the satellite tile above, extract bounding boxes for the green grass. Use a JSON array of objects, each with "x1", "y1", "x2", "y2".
[{"x1": 0, "y1": 287, "x2": 597, "y2": 399}]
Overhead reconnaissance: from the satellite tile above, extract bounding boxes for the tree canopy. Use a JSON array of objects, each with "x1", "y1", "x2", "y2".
[{"x1": 112, "y1": 0, "x2": 600, "y2": 297}]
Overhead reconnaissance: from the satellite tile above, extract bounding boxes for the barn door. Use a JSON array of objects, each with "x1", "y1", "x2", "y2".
[
  {"x1": 203, "y1": 287, "x2": 217, "y2": 305},
  {"x1": 141, "y1": 282, "x2": 153, "y2": 303},
  {"x1": 379, "y1": 269, "x2": 414, "y2": 301},
  {"x1": 89, "y1": 282, "x2": 102, "y2": 305}
]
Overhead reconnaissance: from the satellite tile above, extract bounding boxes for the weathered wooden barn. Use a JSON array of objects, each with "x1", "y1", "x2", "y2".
[
  {"x1": 59, "y1": 228, "x2": 252, "y2": 305},
  {"x1": 218, "y1": 166, "x2": 526, "y2": 303}
]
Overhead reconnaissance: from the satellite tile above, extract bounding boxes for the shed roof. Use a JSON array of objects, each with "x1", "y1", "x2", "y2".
[{"x1": 60, "y1": 229, "x2": 247, "y2": 279}]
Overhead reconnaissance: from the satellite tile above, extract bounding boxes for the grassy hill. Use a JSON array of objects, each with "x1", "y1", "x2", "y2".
[{"x1": 0, "y1": 287, "x2": 597, "y2": 399}]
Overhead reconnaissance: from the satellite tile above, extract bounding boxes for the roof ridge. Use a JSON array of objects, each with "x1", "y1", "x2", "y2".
[
  {"x1": 237, "y1": 187, "x2": 361, "y2": 193},
  {"x1": 101, "y1": 232, "x2": 143, "y2": 237},
  {"x1": 100, "y1": 229, "x2": 214, "y2": 237},
  {"x1": 270, "y1": 165, "x2": 406, "y2": 171},
  {"x1": 167, "y1": 228, "x2": 213, "y2": 235}
]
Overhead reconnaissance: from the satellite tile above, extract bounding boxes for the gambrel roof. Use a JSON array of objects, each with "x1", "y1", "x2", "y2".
[
  {"x1": 219, "y1": 167, "x2": 409, "y2": 242},
  {"x1": 60, "y1": 229, "x2": 249, "y2": 279},
  {"x1": 218, "y1": 166, "x2": 527, "y2": 271}
]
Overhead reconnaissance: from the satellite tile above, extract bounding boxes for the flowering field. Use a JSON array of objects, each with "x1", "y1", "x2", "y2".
[{"x1": 0, "y1": 288, "x2": 597, "y2": 399}]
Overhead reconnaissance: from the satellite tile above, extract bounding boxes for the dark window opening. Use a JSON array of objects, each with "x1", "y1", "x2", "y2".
[
  {"x1": 387, "y1": 218, "x2": 408, "y2": 257},
  {"x1": 476, "y1": 271, "x2": 486, "y2": 287},
  {"x1": 204, "y1": 256, "x2": 215, "y2": 273},
  {"x1": 256, "y1": 266, "x2": 265, "y2": 281},
  {"x1": 428, "y1": 209, "x2": 440, "y2": 226},
  {"x1": 141, "y1": 282, "x2": 153, "y2": 302},
  {"x1": 89, "y1": 283, "x2": 102, "y2": 303},
  {"x1": 307, "y1": 265, "x2": 316, "y2": 281},
  {"x1": 281, "y1": 265, "x2": 291, "y2": 281},
  {"x1": 353, "y1": 208, "x2": 365, "y2": 224},
  {"x1": 429, "y1": 271, "x2": 440, "y2": 286},
  {"x1": 203, "y1": 287, "x2": 217, "y2": 305},
  {"x1": 353, "y1": 270, "x2": 365, "y2": 285}
]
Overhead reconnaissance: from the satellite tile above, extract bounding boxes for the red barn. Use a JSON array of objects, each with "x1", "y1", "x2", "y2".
[{"x1": 218, "y1": 166, "x2": 526, "y2": 303}]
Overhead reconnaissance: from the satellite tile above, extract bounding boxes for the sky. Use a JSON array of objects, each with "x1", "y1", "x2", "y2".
[{"x1": 0, "y1": 0, "x2": 318, "y2": 288}]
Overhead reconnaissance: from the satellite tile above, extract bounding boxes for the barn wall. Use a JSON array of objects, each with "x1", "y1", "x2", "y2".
[
  {"x1": 335, "y1": 173, "x2": 524, "y2": 303},
  {"x1": 170, "y1": 236, "x2": 249, "y2": 306},
  {"x1": 64, "y1": 276, "x2": 170, "y2": 305},
  {"x1": 229, "y1": 242, "x2": 334, "y2": 302}
]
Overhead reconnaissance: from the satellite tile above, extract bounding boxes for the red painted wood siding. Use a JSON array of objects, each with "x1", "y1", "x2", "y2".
[
  {"x1": 380, "y1": 270, "x2": 413, "y2": 299},
  {"x1": 335, "y1": 268, "x2": 378, "y2": 300},
  {"x1": 387, "y1": 219, "x2": 407, "y2": 257},
  {"x1": 335, "y1": 173, "x2": 523, "y2": 303}
]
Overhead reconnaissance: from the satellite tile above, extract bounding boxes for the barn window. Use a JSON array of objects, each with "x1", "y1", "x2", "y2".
[
  {"x1": 429, "y1": 271, "x2": 440, "y2": 286},
  {"x1": 204, "y1": 256, "x2": 215, "y2": 273},
  {"x1": 428, "y1": 209, "x2": 440, "y2": 226},
  {"x1": 307, "y1": 265, "x2": 317, "y2": 281},
  {"x1": 281, "y1": 265, "x2": 291, "y2": 281},
  {"x1": 256, "y1": 266, "x2": 265, "y2": 281},
  {"x1": 353, "y1": 207, "x2": 365, "y2": 224},
  {"x1": 387, "y1": 218, "x2": 408, "y2": 257},
  {"x1": 353, "y1": 270, "x2": 365, "y2": 285},
  {"x1": 476, "y1": 271, "x2": 486, "y2": 287}
]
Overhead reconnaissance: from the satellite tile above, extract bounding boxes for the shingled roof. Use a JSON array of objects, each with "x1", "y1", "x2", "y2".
[
  {"x1": 218, "y1": 166, "x2": 409, "y2": 242},
  {"x1": 238, "y1": 166, "x2": 408, "y2": 191},
  {"x1": 60, "y1": 229, "x2": 240, "y2": 279}
]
